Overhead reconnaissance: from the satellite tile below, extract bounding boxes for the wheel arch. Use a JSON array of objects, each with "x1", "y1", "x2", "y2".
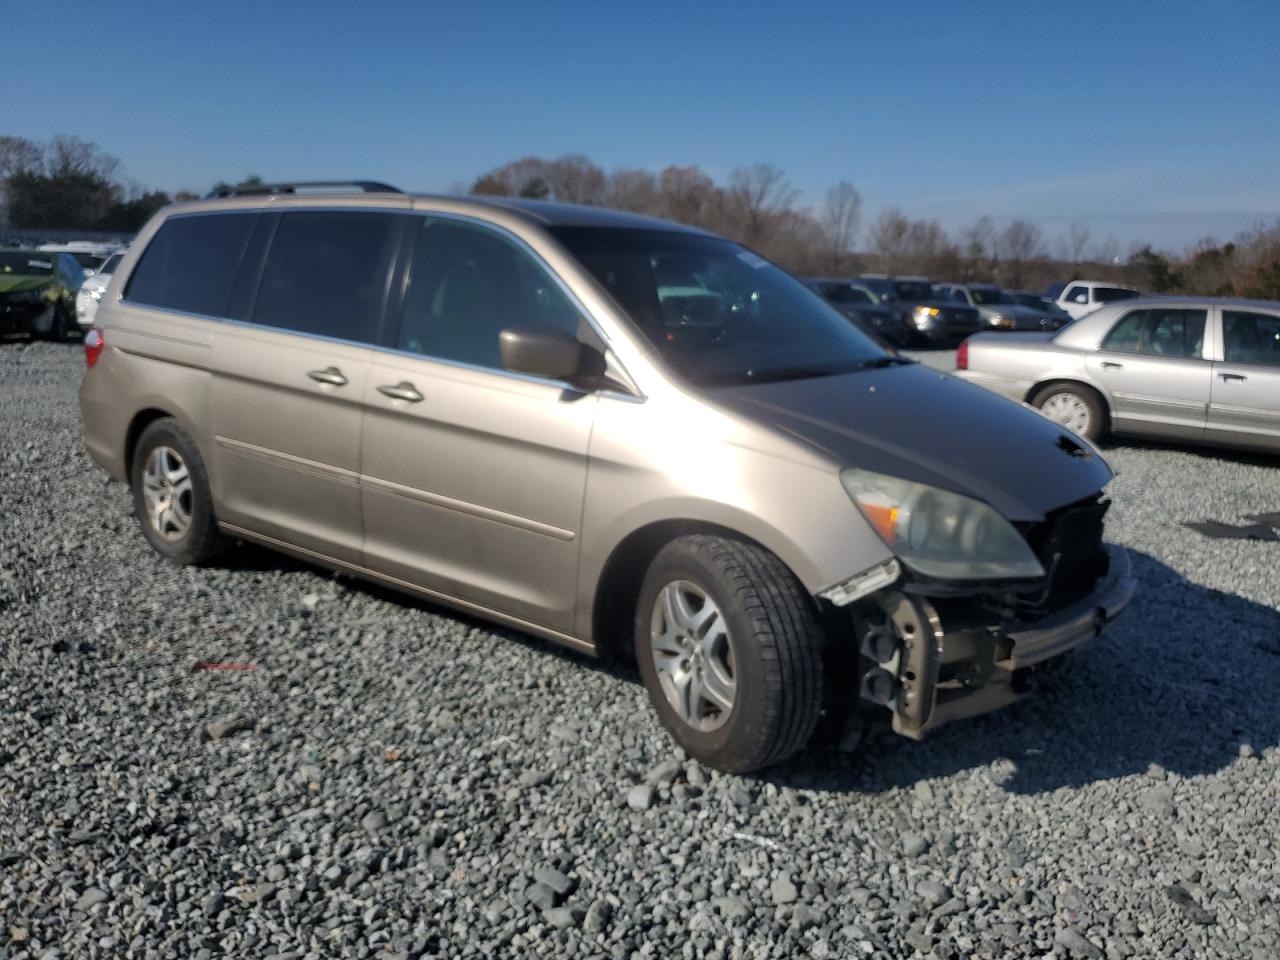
[
  {"x1": 124, "y1": 408, "x2": 179, "y2": 479},
  {"x1": 589, "y1": 519, "x2": 817, "y2": 662}
]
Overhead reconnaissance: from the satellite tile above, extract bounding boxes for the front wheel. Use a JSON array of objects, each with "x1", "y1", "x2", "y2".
[{"x1": 634, "y1": 535, "x2": 825, "y2": 773}]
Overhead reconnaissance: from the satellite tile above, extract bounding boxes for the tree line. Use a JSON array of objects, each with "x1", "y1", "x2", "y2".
[
  {"x1": 3, "y1": 136, "x2": 1277, "y2": 299},
  {"x1": 471, "y1": 154, "x2": 1280, "y2": 298}
]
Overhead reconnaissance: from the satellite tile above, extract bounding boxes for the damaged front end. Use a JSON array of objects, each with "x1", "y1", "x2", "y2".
[{"x1": 837, "y1": 494, "x2": 1136, "y2": 738}]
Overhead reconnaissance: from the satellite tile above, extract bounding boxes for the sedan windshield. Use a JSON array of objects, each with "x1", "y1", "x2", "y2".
[
  {"x1": 969, "y1": 287, "x2": 1011, "y2": 305},
  {"x1": 0, "y1": 251, "x2": 53, "y2": 275},
  {"x1": 553, "y1": 227, "x2": 893, "y2": 386},
  {"x1": 820, "y1": 282, "x2": 874, "y2": 305}
]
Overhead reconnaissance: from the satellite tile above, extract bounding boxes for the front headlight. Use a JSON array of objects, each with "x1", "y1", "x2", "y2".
[
  {"x1": 841, "y1": 468, "x2": 1045, "y2": 580},
  {"x1": 990, "y1": 313, "x2": 1014, "y2": 329},
  {"x1": 912, "y1": 306, "x2": 941, "y2": 329}
]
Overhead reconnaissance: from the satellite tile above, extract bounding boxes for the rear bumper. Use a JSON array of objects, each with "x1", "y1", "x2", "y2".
[
  {"x1": 952, "y1": 369, "x2": 1031, "y2": 404},
  {"x1": 880, "y1": 544, "x2": 1135, "y2": 738}
]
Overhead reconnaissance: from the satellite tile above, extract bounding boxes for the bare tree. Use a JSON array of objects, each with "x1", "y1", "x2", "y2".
[
  {"x1": 657, "y1": 165, "x2": 715, "y2": 226},
  {"x1": 1061, "y1": 221, "x2": 1091, "y2": 266},
  {"x1": 869, "y1": 208, "x2": 911, "y2": 274},
  {"x1": 0, "y1": 136, "x2": 41, "y2": 177},
  {"x1": 996, "y1": 219, "x2": 1044, "y2": 287},
  {"x1": 606, "y1": 168, "x2": 658, "y2": 213},
  {"x1": 544, "y1": 154, "x2": 606, "y2": 205},
  {"x1": 726, "y1": 163, "x2": 797, "y2": 245},
  {"x1": 819, "y1": 181, "x2": 861, "y2": 274},
  {"x1": 960, "y1": 215, "x2": 997, "y2": 279}
]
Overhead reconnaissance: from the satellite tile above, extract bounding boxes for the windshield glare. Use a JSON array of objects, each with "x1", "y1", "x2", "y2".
[
  {"x1": 892, "y1": 281, "x2": 934, "y2": 301},
  {"x1": 553, "y1": 227, "x2": 890, "y2": 386},
  {"x1": 0, "y1": 252, "x2": 53, "y2": 275}
]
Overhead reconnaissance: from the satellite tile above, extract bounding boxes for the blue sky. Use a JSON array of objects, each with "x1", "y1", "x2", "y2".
[{"x1": 11, "y1": 0, "x2": 1279, "y2": 251}]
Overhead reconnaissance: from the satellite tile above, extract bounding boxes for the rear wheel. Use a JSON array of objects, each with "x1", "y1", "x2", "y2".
[
  {"x1": 634, "y1": 535, "x2": 824, "y2": 773},
  {"x1": 1031, "y1": 383, "x2": 1107, "y2": 442},
  {"x1": 130, "y1": 418, "x2": 229, "y2": 565}
]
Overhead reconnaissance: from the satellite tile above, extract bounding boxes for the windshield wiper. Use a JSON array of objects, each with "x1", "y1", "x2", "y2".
[{"x1": 856, "y1": 355, "x2": 915, "y2": 369}]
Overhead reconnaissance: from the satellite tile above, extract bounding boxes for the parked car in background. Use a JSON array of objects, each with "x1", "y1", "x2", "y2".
[
  {"x1": 38, "y1": 241, "x2": 126, "y2": 276},
  {"x1": 1008, "y1": 290, "x2": 1074, "y2": 325},
  {"x1": 0, "y1": 249, "x2": 85, "y2": 340},
  {"x1": 858, "y1": 275, "x2": 981, "y2": 345},
  {"x1": 935, "y1": 282, "x2": 1067, "y2": 332},
  {"x1": 1055, "y1": 279, "x2": 1140, "y2": 320},
  {"x1": 955, "y1": 297, "x2": 1280, "y2": 451},
  {"x1": 76, "y1": 252, "x2": 124, "y2": 329},
  {"x1": 803, "y1": 277, "x2": 913, "y2": 346},
  {"x1": 79, "y1": 183, "x2": 1133, "y2": 772}
]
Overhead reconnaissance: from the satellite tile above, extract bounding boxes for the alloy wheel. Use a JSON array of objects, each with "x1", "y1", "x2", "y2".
[
  {"x1": 649, "y1": 580, "x2": 737, "y2": 732},
  {"x1": 141, "y1": 445, "x2": 194, "y2": 542}
]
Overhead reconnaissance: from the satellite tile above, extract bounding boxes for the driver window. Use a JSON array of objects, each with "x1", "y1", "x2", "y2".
[{"x1": 399, "y1": 218, "x2": 586, "y2": 370}]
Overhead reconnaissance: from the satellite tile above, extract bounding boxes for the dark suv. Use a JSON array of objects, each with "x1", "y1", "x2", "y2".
[
  {"x1": 858, "y1": 276, "x2": 981, "y2": 345},
  {"x1": 803, "y1": 277, "x2": 913, "y2": 347}
]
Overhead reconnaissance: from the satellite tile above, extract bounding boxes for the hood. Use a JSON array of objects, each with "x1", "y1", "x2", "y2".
[
  {"x1": 710, "y1": 363, "x2": 1112, "y2": 522},
  {"x1": 0, "y1": 274, "x2": 54, "y2": 296}
]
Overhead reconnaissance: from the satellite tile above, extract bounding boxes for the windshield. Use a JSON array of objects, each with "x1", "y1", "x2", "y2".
[
  {"x1": 552, "y1": 227, "x2": 893, "y2": 386},
  {"x1": 820, "y1": 282, "x2": 873, "y2": 305},
  {"x1": 0, "y1": 251, "x2": 53, "y2": 275},
  {"x1": 892, "y1": 281, "x2": 934, "y2": 302},
  {"x1": 1096, "y1": 286, "x2": 1140, "y2": 303},
  {"x1": 969, "y1": 287, "x2": 1011, "y2": 305}
]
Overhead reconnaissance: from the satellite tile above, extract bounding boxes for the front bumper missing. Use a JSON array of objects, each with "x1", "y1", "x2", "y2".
[{"x1": 867, "y1": 544, "x2": 1135, "y2": 739}]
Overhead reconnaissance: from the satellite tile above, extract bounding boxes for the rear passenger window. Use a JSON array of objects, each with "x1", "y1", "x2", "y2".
[
  {"x1": 125, "y1": 213, "x2": 256, "y2": 317},
  {"x1": 1223, "y1": 311, "x2": 1280, "y2": 366},
  {"x1": 397, "y1": 218, "x2": 586, "y2": 371},
  {"x1": 252, "y1": 211, "x2": 405, "y2": 343},
  {"x1": 1101, "y1": 309, "x2": 1206, "y2": 359},
  {"x1": 1095, "y1": 286, "x2": 1140, "y2": 303}
]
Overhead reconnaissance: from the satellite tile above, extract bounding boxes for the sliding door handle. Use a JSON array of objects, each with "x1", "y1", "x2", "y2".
[
  {"x1": 307, "y1": 366, "x2": 348, "y2": 386},
  {"x1": 1100, "y1": 361, "x2": 1123, "y2": 370},
  {"x1": 1219, "y1": 372, "x2": 1247, "y2": 382},
  {"x1": 377, "y1": 381, "x2": 424, "y2": 403}
]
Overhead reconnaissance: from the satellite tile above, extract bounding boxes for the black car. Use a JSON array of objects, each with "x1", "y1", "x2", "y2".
[
  {"x1": 857, "y1": 276, "x2": 982, "y2": 345},
  {"x1": 0, "y1": 250, "x2": 85, "y2": 340},
  {"x1": 803, "y1": 277, "x2": 913, "y2": 347}
]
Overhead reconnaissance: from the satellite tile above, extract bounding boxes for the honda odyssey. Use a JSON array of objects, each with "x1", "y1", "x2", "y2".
[{"x1": 79, "y1": 182, "x2": 1134, "y2": 772}]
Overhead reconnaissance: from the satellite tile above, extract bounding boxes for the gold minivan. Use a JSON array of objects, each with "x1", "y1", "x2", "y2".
[{"x1": 80, "y1": 182, "x2": 1134, "y2": 771}]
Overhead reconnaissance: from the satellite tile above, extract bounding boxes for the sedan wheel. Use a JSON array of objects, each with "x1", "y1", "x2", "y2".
[
  {"x1": 649, "y1": 580, "x2": 737, "y2": 732},
  {"x1": 1032, "y1": 384, "x2": 1107, "y2": 442}
]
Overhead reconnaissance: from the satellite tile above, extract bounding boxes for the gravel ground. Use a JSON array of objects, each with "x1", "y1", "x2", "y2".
[{"x1": 1, "y1": 340, "x2": 1278, "y2": 960}]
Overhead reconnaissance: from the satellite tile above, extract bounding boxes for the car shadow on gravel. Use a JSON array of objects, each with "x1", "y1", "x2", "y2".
[
  {"x1": 764, "y1": 548, "x2": 1280, "y2": 795},
  {"x1": 219, "y1": 542, "x2": 1277, "y2": 795}
]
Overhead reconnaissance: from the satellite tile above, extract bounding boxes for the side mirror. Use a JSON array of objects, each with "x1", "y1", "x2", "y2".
[{"x1": 499, "y1": 327, "x2": 604, "y2": 384}]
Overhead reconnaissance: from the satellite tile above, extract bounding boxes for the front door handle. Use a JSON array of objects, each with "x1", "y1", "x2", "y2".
[
  {"x1": 1100, "y1": 361, "x2": 1123, "y2": 370},
  {"x1": 377, "y1": 381, "x2": 424, "y2": 403},
  {"x1": 1219, "y1": 373, "x2": 1247, "y2": 382},
  {"x1": 307, "y1": 366, "x2": 348, "y2": 386}
]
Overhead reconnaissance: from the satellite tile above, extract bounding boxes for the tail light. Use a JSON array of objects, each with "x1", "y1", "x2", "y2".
[
  {"x1": 84, "y1": 326, "x2": 105, "y2": 368},
  {"x1": 956, "y1": 338, "x2": 970, "y2": 370}
]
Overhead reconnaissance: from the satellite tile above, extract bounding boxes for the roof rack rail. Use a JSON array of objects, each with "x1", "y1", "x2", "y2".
[{"x1": 205, "y1": 180, "x2": 404, "y2": 199}]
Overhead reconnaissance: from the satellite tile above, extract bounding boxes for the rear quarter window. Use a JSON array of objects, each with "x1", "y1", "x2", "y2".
[{"x1": 125, "y1": 213, "x2": 258, "y2": 317}]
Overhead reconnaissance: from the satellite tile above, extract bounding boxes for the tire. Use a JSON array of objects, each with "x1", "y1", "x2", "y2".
[
  {"x1": 634, "y1": 534, "x2": 825, "y2": 773},
  {"x1": 1030, "y1": 383, "x2": 1107, "y2": 442},
  {"x1": 129, "y1": 418, "x2": 229, "y2": 565}
]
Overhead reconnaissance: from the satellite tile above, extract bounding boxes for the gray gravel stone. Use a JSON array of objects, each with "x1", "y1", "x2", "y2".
[
  {"x1": 771, "y1": 872, "x2": 799, "y2": 905},
  {"x1": 1055, "y1": 927, "x2": 1105, "y2": 959},
  {"x1": 626, "y1": 783, "x2": 655, "y2": 811},
  {"x1": 2, "y1": 342, "x2": 1278, "y2": 960}
]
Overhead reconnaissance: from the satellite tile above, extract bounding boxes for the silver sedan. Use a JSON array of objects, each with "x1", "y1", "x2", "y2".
[{"x1": 955, "y1": 297, "x2": 1280, "y2": 451}]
